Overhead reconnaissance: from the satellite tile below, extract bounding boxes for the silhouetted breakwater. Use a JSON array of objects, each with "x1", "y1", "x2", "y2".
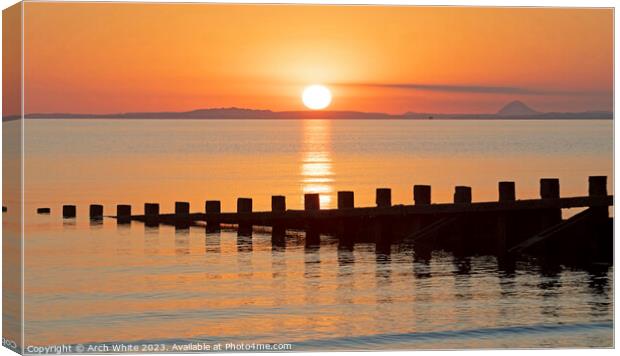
[{"x1": 52, "y1": 176, "x2": 612, "y2": 263}]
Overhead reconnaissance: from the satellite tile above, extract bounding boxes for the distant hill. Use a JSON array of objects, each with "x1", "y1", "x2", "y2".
[
  {"x1": 20, "y1": 102, "x2": 612, "y2": 120},
  {"x1": 497, "y1": 100, "x2": 540, "y2": 116}
]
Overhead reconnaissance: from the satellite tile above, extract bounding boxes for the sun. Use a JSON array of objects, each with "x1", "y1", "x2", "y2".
[{"x1": 302, "y1": 85, "x2": 332, "y2": 110}]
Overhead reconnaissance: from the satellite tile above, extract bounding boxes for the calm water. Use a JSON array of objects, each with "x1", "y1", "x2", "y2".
[{"x1": 16, "y1": 119, "x2": 614, "y2": 350}]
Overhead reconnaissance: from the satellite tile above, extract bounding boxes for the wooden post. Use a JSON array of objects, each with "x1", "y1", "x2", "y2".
[
  {"x1": 174, "y1": 201, "x2": 190, "y2": 228},
  {"x1": 588, "y1": 176, "x2": 610, "y2": 259},
  {"x1": 304, "y1": 193, "x2": 321, "y2": 245},
  {"x1": 144, "y1": 203, "x2": 159, "y2": 226},
  {"x1": 271, "y1": 195, "x2": 286, "y2": 212},
  {"x1": 175, "y1": 201, "x2": 190, "y2": 215},
  {"x1": 237, "y1": 198, "x2": 252, "y2": 212},
  {"x1": 453, "y1": 186, "x2": 472, "y2": 203},
  {"x1": 336, "y1": 191, "x2": 355, "y2": 247},
  {"x1": 588, "y1": 176, "x2": 609, "y2": 219},
  {"x1": 589, "y1": 176, "x2": 607, "y2": 197},
  {"x1": 497, "y1": 182, "x2": 515, "y2": 254},
  {"x1": 237, "y1": 198, "x2": 253, "y2": 236},
  {"x1": 304, "y1": 193, "x2": 320, "y2": 211},
  {"x1": 116, "y1": 204, "x2": 131, "y2": 224},
  {"x1": 62, "y1": 205, "x2": 76, "y2": 218},
  {"x1": 271, "y1": 195, "x2": 286, "y2": 245},
  {"x1": 205, "y1": 200, "x2": 221, "y2": 232},
  {"x1": 499, "y1": 181, "x2": 516, "y2": 202},
  {"x1": 337, "y1": 191, "x2": 354, "y2": 209},
  {"x1": 540, "y1": 178, "x2": 560, "y2": 199},
  {"x1": 376, "y1": 188, "x2": 392, "y2": 207},
  {"x1": 89, "y1": 204, "x2": 103, "y2": 219},
  {"x1": 414, "y1": 185, "x2": 431, "y2": 205},
  {"x1": 144, "y1": 203, "x2": 159, "y2": 216},
  {"x1": 539, "y1": 178, "x2": 561, "y2": 228},
  {"x1": 37, "y1": 208, "x2": 50, "y2": 214}
]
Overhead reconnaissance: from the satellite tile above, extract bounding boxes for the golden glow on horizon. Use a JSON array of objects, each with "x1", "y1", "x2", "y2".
[
  {"x1": 302, "y1": 85, "x2": 332, "y2": 110},
  {"x1": 22, "y1": 3, "x2": 613, "y2": 114}
]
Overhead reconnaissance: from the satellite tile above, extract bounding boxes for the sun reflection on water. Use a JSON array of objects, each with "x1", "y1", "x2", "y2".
[{"x1": 301, "y1": 120, "x2": 334, "y2": 208}]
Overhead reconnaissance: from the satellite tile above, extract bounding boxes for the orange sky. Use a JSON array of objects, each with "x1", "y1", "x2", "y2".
[{"x1": 21, "y1": 3, "x2": 613, "y2": 114}]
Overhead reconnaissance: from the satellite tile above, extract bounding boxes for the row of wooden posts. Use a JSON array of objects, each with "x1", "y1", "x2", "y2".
[{"x1": 55, "y1": 176, "x2": 608, "y2": 221}]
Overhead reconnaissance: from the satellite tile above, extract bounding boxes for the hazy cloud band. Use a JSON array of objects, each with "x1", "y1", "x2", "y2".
[{"x1": 339, "y1": 83, "x2": 609, "y2": 96}]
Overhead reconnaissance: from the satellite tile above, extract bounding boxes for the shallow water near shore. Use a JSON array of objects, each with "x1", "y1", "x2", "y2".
[{"x1": 16, "y1": 119, "x2": 614, "y2": 349}]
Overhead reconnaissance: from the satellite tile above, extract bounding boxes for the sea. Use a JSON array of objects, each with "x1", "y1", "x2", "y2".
[{"x1": 2, "y1": 118, "x2": 614, "y2": 350}]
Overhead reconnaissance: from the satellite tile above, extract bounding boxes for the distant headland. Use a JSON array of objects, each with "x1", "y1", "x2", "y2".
[{"x1": 6, "y1": 101, "x2": 613, "y2": 121}]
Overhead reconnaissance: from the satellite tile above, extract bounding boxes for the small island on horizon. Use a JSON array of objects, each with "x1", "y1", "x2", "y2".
[{"x1": 10, "y1": 100, "x2": 613, "y2": 121}]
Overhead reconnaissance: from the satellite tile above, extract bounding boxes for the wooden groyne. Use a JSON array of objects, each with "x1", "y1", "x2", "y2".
[{"x1": 56, "y1": 176, "x2": 613, "y2": 261}]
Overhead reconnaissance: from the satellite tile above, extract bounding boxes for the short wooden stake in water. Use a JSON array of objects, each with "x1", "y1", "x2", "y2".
[
  {"x1": 272, "y1": 195, "x2": 286, "y2": 212},
  {"x1": 453, "y1": 186, "x2": 472, "y2": 204},
  {"x1": 414, "y1": 185, "x2": 431, "y2": 205},
  {"x1": 89, "y1": 204, "x2": 103, "y2": 219},
  {"x1": 205, "y1": 200, "x2": 221, "y2": 232},
  {"x1": 237, "y1": 198, "x2": 253, "y2": 236},
  {"x1": 304, "y1": 193, "x2": 321, "y2": 245},
  {"x1": 337, "y1": 191, "x2": 354, "y2": 209},
  {"x1": 116, "y1": 204, "x2": 131, "y2": 224},
  {"x1": 336, "y1": 191, "x2": 355, "y2": 247},
  {"x1": 271, "y1": 195, "x2": 286, "y2": 245},
  {"x1": 304, "y1": 193, "x2": 320, "y2": 211},
  {"x1": 175, "y1": 201, "x2": 190, "y2": 228},
  {"x1": 175, "y1": 202, "x2": 190, "y2": 215},
  {"x1": 63, "y1": 205, "x2": 76, "y2": 218},
  {"x1": 144, "y1": 203, "x2": 160, "y2": 226},
  {"x1": 376, "y1": 188, "x2": 392, "y2": 207},
  {"x1": 498, "y1": 182, "x2": 516, "y2": 202}
]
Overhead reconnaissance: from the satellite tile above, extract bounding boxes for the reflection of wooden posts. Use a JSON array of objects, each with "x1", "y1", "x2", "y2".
[
  {"x1": 237, "y1": 198, "x2": 253, "y2": 236},
  {"x1": 540, "y1": 178, "x2": 562, "y2": 228},
  {"x1": 337, "y1": 191, "x2": 355, "y2": 247},
  {"x1": 304, "y1": 193, "x2": 320, "y2": 246},
  {"x1": 89, "y1": 204, "x2": 104, "y2": 219},
  {"x1": 453, "y1": 186, "x2": 472, "y2": 204},
  {"x1": 271, "y1": 195, "x2": 286, "y2": 245},
  {"x1": 116, "y1": 204, "x2": 131, "y2": 224},
  {"x1": 62, "y1": 205, "x2": 76, "y2": 218},
  {"x1": 376, "y1": 188, "x2": 391, "y2": 207},
  {"x1": 144, "y1": 203, "x2": 159, "y2": 226},
  {"x1": 205, "y1": 200, "x2": 221, "y2": 232}
]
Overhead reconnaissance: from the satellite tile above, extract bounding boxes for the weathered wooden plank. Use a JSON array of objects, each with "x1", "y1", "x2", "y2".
[{"x1": 508, "y1": 208, "x2": 595, "y2": 254}]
